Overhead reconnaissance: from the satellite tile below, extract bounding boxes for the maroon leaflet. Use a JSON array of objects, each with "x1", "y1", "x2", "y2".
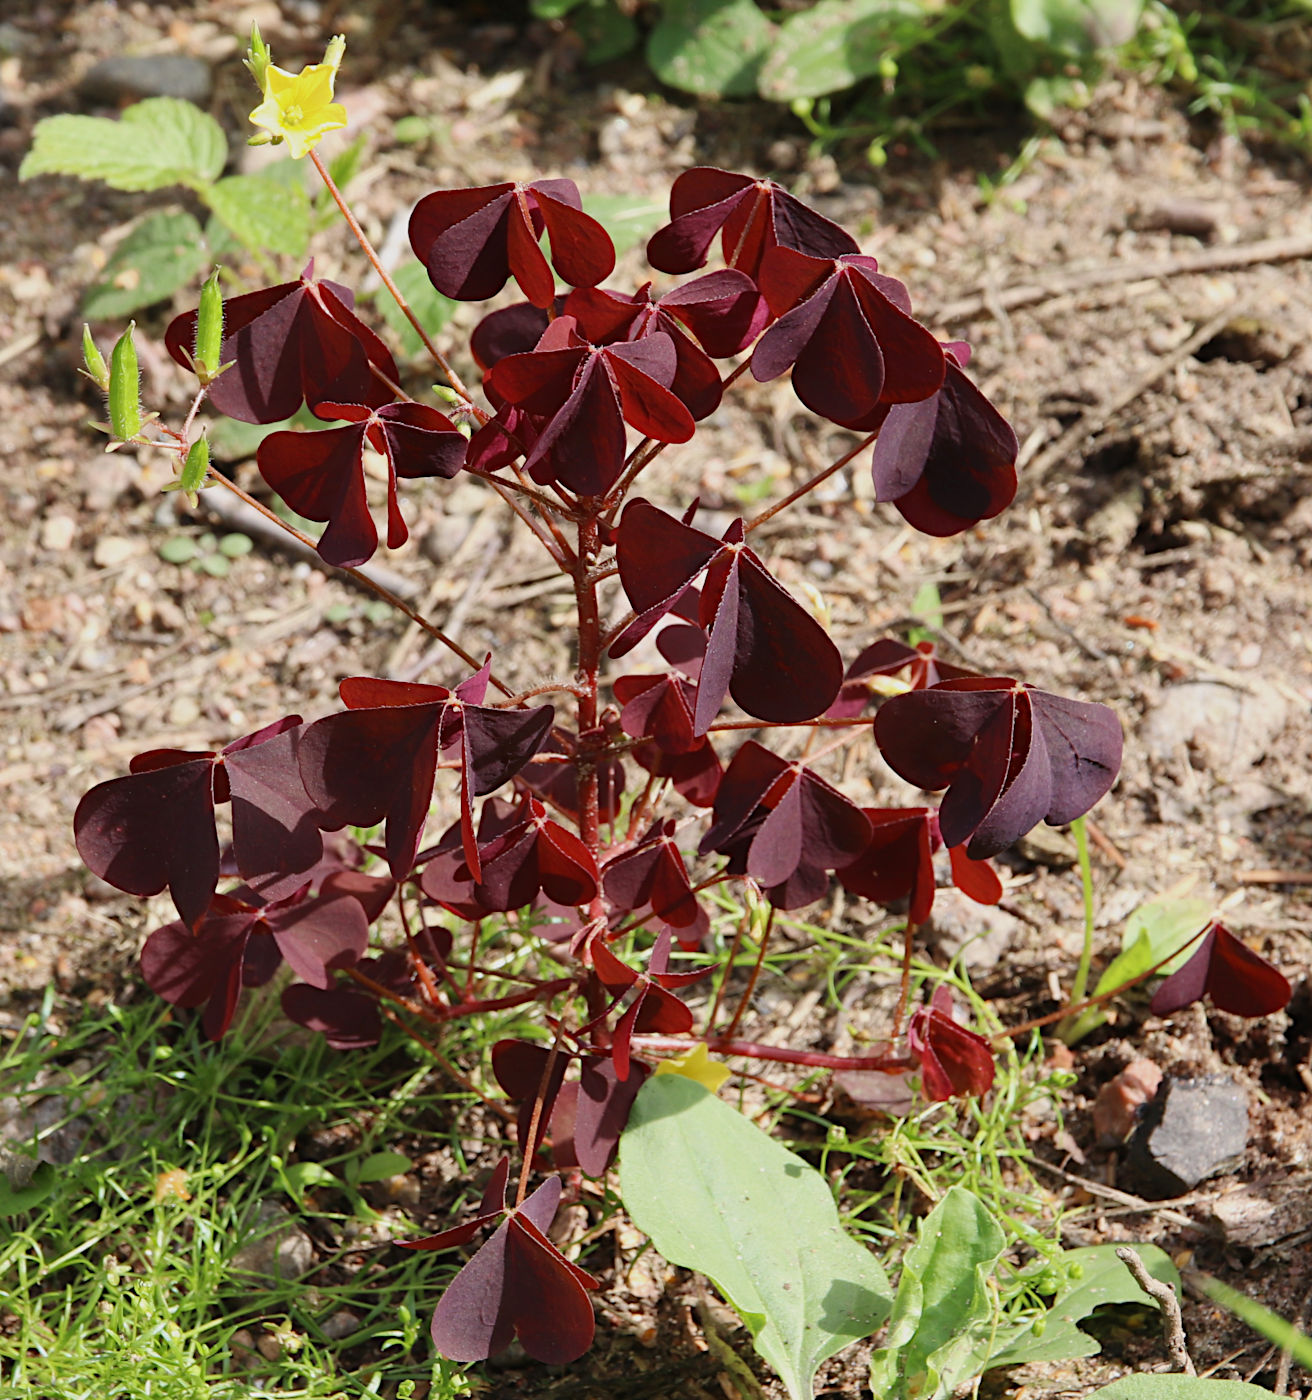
[
  {"x1": 409, "y1": 178, "x2": 615, "y2": 308},
  {"x1": 281, "y1": 984, "x2": 382, "y2": 1049},
  {"x1": 74, "y1": 716, "x2": 322, "y2": 930},
  {"x1": 551, "y1": 1056, "x2": 651, "y2": 1176},
  {"x1": 874, "y1": 678, "x2": 1123, "y2": 859},
  {"x1": 164, "y1": 263, "x2": 397, "y2": 424},
  {"x1": 835, "y1": 808, "x2": 1002, "y2": 925},
  {"x1": 1150, "y1": 923, "x2": 1291, "y2": 1018},
  {"x1": 297, "y1": 670, "x2": 554, "y2": 882},
  {"x1": 472, "y1": 795, "x2": 599, "y2": 912},
  {"x1": 647, "y1": 166, "x2": 858, "y2": 278},
  {"x1": 907, "y1": 986, "x2": 996, "y2": 1102},
  {"x1": 487, "y1": 315, "x2": 694, "y2": 497},
  {"x1": 868, "y1": 342, "x2": 1019, "y2": 536},
  {"x1": 828, "y1": 637, "x2": 973, "y2": 718},
  {"x1": 612, "y1": 500, "x2": 842, "y2": 730},
  {"x1": 601, "y1": 819, "x2": 706, "y2": 948},
  {"x1": 141, "y1": 886, "x2": 366, "y2": 1040},
  {"x1": 698, "y1": 741, "x2": 872, "y2": 909},
  {"x1": 590, "y1": 932, "x2": 702, "y2": 1081},
  {"x1": 492, "y1": 1039, "x2": 570, "y2": 1159},
  {"x1": 256, "y1": 401, "x2": 465, "y2": 568},
  {"x1": 402, "y1": 1166, "x2": 598, "y2": 1364},
  {"x1": 751, "y1": 248, "x2": 945, "y2": 427}
]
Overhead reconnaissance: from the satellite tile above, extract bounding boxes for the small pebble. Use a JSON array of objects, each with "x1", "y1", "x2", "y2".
[
  {"x1": 92, "y1": 536, "x2": 139, "y2": 569},
  {"x1": 40, "y1": 513, "x2": 76, "y2": 552}
]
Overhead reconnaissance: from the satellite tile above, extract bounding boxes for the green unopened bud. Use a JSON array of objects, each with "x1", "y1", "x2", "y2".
[
  {"x1": 180, "y1": 435, "x2": 210, "y2": 498},
  {"x1": 322, "y1": 33, "x2": 346, "y2": 76},
  {"x1": 108, "y1": 323, "x2": 143, "y2": 442},
  {"x1": 244, "y1": 21, "x2": 272, "y2": 93},
  {"x1": 194, "y1": 269, "x2": 224, "y2": 380},
  {"x1": 81, "y1": 324, "x2": 110, "y2": 391},
  {"x1": 431, "y1": 384, "x2": 463, "y2": 406}
]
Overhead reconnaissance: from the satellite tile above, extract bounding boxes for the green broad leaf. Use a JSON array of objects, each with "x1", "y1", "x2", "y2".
[
  {"x1": 206, "y1": 174, "x2": 310, "y2": 259},
  {"x1": 869, "y1": 1186, "x2": 1007, "y2": 1400},
  {"x1": 620, "y1": 1075, "x2": 892, "y2": 1400},
  {"x1": 648, "y1": 0, "x2": 775, "y2": 97},
  {"x1": 372, "y1": 260, "x2": 457, "y2": 359},
  {"x1": 1091, "y1": 1379, "x2": 1276, "y2": 1400},
  {"x1": 0, "y1": 1160, "x2": 55, "y2": 1216},
  {"x1": 158, "y1": 536, "x2": 201, "y2": 565},
  {"x1": 83, "y1": 211, "x2": 207, "y2": 320},
  {"x1": 20, "y1": 97, "x2": 227, "y2": 193},
  {"x1": 582, "y1": 193, "x2": 669, "y2": 252},
  {"x1": 217, "y1": 533, "x2": 253, "y2": 559},
  {"x1": 350, "y1": 1150, "x2": 414, "y2": 1186},
  {"x1": 1009, "y1": 0, "x2": 1144, "y2": 55},
  {"x1": 198, "y1": 553, "x2": 230, "y2": 578},
  {"x1": 1065, "y1": 898, "x2": 1210, "y2": 1042},
  {"x1": 575, "y1": 0, "x2": 640, "y2": 63},
  {"x1": 280, "y1": 1161, "x2": 338, "y2": 1199},
  {"x1": 326, "y1": 133, "x2": 369, "y2": 195},
  {"x1": 758, "y1": 0, "x2": 925, "y2": 101},
  {"x1": 990, "y1": 1243, "x2": 1180, "y2": 1368},
  {"x1": 531, "y1": 0, "x2": 585, "y2": 15}
]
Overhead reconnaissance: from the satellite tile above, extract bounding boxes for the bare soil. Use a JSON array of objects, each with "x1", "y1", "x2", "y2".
[{"x1": 2, "y1": 2, "x2": 1311, "y2": 1397}]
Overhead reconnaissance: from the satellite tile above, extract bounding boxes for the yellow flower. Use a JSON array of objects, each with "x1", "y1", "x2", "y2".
[
  {"x1": 249, "y1": 58, "x2": 346, "y2": 160},
  {"x1": 654, "y1": 1044, "x2": 732, "y2": 1094}
]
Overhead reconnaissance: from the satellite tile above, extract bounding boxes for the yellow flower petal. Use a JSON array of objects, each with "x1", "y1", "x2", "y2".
[
  {"x1": 654, "y1": 1044, "x2": 732, "y2": 1094},
  {"x1": 248, "y1": 61, "x2": 347, "y2": 160}
]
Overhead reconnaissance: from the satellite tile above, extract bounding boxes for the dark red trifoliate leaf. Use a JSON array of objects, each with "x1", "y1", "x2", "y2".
[
  {"x1": 601, "y1": 819, "x2": 703, "y2": 939},
  {"x1": 828, "y1": 637, "x2": 974, "y2": 718},
  {"x1": 318, "y1": 868, "x2": 396, "y2": 924},
  {"x1": 402, "y1": 1157, "x2": 513, "y2": 1254},
  {"x1": 835, "y1": 807, "x2": 1002, "y2": 925},
  {"x1": 591, "y1": 931, "x2": 702, "y2": 1080},
  {"x1": 612, "y1": 501, "x2": 842, "y2": 730},
  {"x1": 409, "y1": 178, "x2": 615, "y2": 309},
  {"x1": 164, "y1": 263, "x2": 397, "y2": 423},
  {"x1": 869, "y1": 342, "x2": 1019, "y2": 537},
  {"x1": 630, "y1": 736, "x2": 723, "y2": 809},
  {"x1": 470, "y1": 300, "x2": 555, "y2": 370},
  {"x1": 699, "y1": 741, "x2": 872, "y2": 903},
  {"x1": 473, "y1": 796, "x2": 599, "y2": 912},
  {"x1": 907, "y1": 985, "x2": 996, "y2": 1102},
  {"x1": 256, "y1": 400, "x2": 465, "y2": 569},
  {"x1": 613, "y1": 672, "x2": 701, "y2": 754},
  {"x1": 647, "y1": 166, "x2": 857, "y2": 278},
  {"x1": 552, "y1": 1056, "x2": 650, "y2": 1176},
  {"x1": 492, "y1": 1039, "x2": 570, "y2": 1159},
  {"x1": 298, "y1": 674, "x2": 553, "y2": 882},
  {"x1": 874, "y1": 678, "x2": 1123, "y2": 860},
  {"x1": 281, "y1": 983, "x2": 382, "y2": 1049},
  {"x1": 488, "y1": 315, "x2": 694, "y2": 496},
  {"x1": 465, "y1": 401, "x2": 543, "y2": 474},
  {"x1": 752, "y1": 248, "x2": 945, "y2": 427},
  {"x1": 1150, "y1": 923, "x2": 1291, "y2": 1018},
  {"x1": 420, "y1": 1173, "x2": 598, "y2": 1364},
  {"x1": 75, "y1": 717, "x2": 322, "y2": 930},
  {"x1": 418, "y1": 799, "x2": 521, "y2": 921}
]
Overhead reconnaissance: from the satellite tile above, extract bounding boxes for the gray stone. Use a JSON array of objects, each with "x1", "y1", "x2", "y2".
[
  {"x1": 924, "y1": 886, "x2": 1018, "y2": 972},
  {"x1": 79, "y1": 55, "x2": 213, "y2": 106},
  {"x1": 232, "y1": 1200, "x2": 316, "y2": 1282},
  {"x1": 1125, "y1": 1075, "x2": 1248, "y2": 1198},
  {"x1": 1141, "y1": 682, "x2": 1288, "y2": 780}
]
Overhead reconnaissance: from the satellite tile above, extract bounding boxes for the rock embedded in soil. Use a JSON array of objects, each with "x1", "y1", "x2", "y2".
[
  {"x1": 232, "y1": 1200, "x2": 316, "y2": 1282},
  {"x1": 1094, "y1": 1058, "x2": 1164, "y2": 1145},
  {"x1": 78, "y1": 54, "x2": 212, "y2": 105},
  {"x1": 1141, "y1": 682, "x2": 1288, "y2": 780},
  {"x1": 1125, "y1": 1074, "x2": 1248, "y2": 1198}
]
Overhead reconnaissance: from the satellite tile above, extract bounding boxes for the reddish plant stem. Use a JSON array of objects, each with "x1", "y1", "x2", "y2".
[
  {"x1": 706, "y1": 716, "x2": 872, "y2": 733},
  {"x1": 573, "y1": 510, "x2": 605, "y2": 878},
  {"x1": 309, "y1": 149, "x2": 481, "y2": 414},
  {"x1": 893, "y1": 919, "x2": 918, "y2": 1037},
  {"x1": 396, "y1": 885, "x2": 460, "y2": 1006},
  {"x1": 720, "y1": 904, "x2": 775, "y2": 1043},
  {"x1": 744, "y1": 431, "x2": 879, "y2": 535},
  {"x1": 516, "y1": 1022, "x2": 566, "y2": 1207},
  {"x1": 205, "y1": 470, "x2": 513, "y2": 695},
  {"x1": 441, "y1": 981, "x2": 575, "y2": 1021},
  {"x1": 631, "y1": 1034, "x2": 909, "y2": 1073},
  {"x1": 704, "y1": 909, "x2": 747, "y2": 1037}
]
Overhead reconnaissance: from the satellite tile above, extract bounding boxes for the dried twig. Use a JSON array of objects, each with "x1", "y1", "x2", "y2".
[{"x1": 1116, "y1": 1245, "x2": 1196, "y2": 1376}]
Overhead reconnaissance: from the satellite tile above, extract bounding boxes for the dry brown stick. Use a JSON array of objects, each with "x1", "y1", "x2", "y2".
[
  {"x1": 1235, "y1": 870, "x2": 1312, "y2": 886},
  {"x1": 934, "y1": 231, "x2": 1312, "y2": 324},
  {"x1": 1023, "y1": 309, "x2": 1233, "y2": 487},
  {"x1": 1116, "y1": 1245, "x2": 1196, "y2": 1376}
]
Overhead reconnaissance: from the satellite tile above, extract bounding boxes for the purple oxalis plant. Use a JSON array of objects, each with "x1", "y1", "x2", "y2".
[{"x1": 71, "y1": 125, "x2": 1297, "y2": 1373}]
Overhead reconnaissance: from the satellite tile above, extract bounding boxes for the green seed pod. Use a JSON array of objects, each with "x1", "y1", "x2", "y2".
[
  {"x1": 180, "y1": 435, "x2": 210, "y2": 497},
  {"x1": 81, "y1": 324, "x2": 110, "y2": 391},
  {"x1": 194, "y1": 269, "x2": 224, "y2": 379},
  {"x1": 108, "y1": 323, "x2": 143, "y2": 442}
]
